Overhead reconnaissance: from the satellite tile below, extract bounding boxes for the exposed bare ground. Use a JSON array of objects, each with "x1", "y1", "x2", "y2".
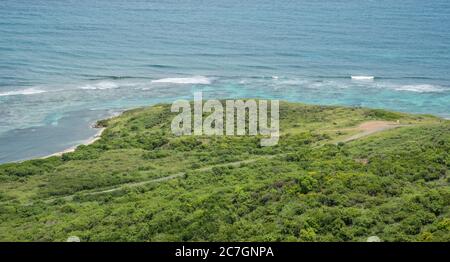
[{"x1": 339, "y1": 120, "x2": 406, "y2": 143}]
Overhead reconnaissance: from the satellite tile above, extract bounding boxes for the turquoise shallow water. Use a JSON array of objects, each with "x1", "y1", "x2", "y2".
[{"x1": 0, "y1": 0, "x2": 449, "y2": 162}]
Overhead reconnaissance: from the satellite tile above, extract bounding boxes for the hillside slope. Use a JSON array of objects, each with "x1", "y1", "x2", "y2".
[{"x1": 0, "y1": 102, "x2": 449, "y2": 241}]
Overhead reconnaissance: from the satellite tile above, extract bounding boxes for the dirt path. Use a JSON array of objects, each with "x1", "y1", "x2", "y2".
[
  {"x1": 339, "y1": 121, "x2": 405, "y2": 143},
  {"x1": 37, "y1": 156, "x2": 270, "y2": 205},
  {"x1": 19, "y1": 120, "x2": 407, "y2": 205}
]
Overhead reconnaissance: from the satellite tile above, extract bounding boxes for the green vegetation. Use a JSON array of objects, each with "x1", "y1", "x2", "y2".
[{"x1": 0, "y1": 102, "x2": 448, "y2": 242}]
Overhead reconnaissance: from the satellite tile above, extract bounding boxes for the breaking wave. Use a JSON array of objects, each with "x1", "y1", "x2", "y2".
[
  {"x1": 351, "y1": 75, "x2": 375, "y2": 80},
  {"x1": 79, "y1": 81, "x2": 119, "y2": 90},
  {"x1": 394, "y1": 84, "x2": 446, "y2": 93},
  {"x1": 0, "y1": 88, "x2": 47, "y2": 97},
  {"x1": 151, "y1": 76, "x2": 212, "y2": 84}
]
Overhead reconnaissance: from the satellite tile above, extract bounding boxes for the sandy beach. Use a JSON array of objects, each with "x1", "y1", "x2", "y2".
[{"x1": 44, "y1": 127, "x2": 105, "y2": 158}]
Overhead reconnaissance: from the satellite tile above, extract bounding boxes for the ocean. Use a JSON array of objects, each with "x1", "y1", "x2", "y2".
[{"x1": 0, "y1": 0, "x2": 449, "y2": 163}]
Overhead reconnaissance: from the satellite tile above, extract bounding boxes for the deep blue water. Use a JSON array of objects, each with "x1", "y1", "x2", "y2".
[{"x1": 1, "y1": 0, "x2": 449, "y2": 162}]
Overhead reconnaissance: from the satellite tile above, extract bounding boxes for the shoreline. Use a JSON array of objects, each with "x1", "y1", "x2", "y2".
[
  {"x1": 43, "y1": 127, "x2": 106, "y2": 158},
  {"x1": 0, "y1": 110, "x2": 123, "y2": 165},
  {"x1": 43, "y1": 110, "x2": 124, "y2": 158},
  {"x1": 3, "y1": 102, "x2": 448, "y2": 164}
]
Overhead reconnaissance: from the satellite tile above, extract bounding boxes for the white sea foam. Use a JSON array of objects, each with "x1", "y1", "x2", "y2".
[
  {"x1": 280, "y1": 79, "x2": 307, "y2": 85},
  {"x1": 0, "y1": 88, "x2": 47, "y2": 97},
  {"x1": 151, "y1": 76, "x2": 211, "y2": 84},
  {"x1": 351, "y1": 75, "x2": 375, "y2": 81},
  {"x1": 394, "y1": 84, "x2": 445, "y2": 93},
  {"x1": 79, "y1": 81, "x2": 119, "y2": 90}
]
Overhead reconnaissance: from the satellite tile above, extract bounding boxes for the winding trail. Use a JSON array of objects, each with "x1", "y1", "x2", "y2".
[
  {"x1": 20, "y1": 120, "x2": 406, "y2": 205},
  {"x1": 40, "y1": 156, "x2": 270, "y2": 204}
]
